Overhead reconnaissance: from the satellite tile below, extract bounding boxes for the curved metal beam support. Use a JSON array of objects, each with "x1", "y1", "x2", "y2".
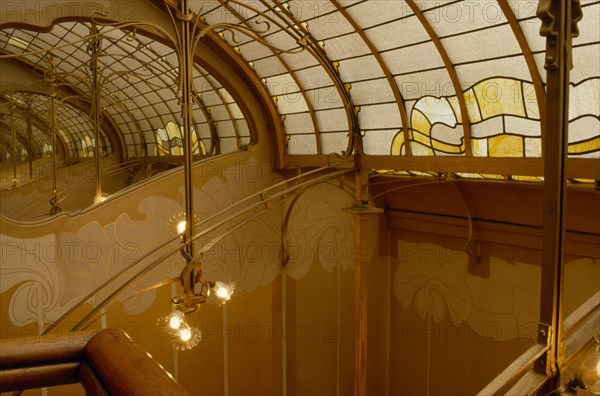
[
  {"x1": 270, "y1": 0, "x2": 360, "y2": 157},
  {"x1": 214, "y1": 0, "x2": 322, "y2": 156},
  {"x1": 407, "y1": 0, "x2": 473, "y2": 156},
  {"x1": 191, "y1": 89, "x2": 220, "y2": 155},
  {"x1": 257, "y1": 0, "x2": 324, "y2": 154},
  {"x1": 48, "y1": 67, "x2": 62, "y2": 215},
  {"x1": 0, "y1": 97, "x2": 69, "y2": 160},
  {"x1": 72, "y1": 166, "x2": 353, "y2": 332},
  {"x1": 0, "y1": 118, "x2": 37, "y2": 162},
  {"x1": 497, "y1": 0, "x2": 547, "y2": 157},
  {"x1": 332, "y1": 0, "x2": 412, "y2": 157}
]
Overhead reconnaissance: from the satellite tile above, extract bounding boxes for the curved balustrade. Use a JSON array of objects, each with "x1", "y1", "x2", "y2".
[{"x1": 36, "y1": 161, "x2": 354, "y2": 335}]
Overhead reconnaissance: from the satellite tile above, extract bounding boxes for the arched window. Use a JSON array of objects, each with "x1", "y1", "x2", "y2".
[{"x1": 154, "y1": 121, "x2": 206, "y2": 156}]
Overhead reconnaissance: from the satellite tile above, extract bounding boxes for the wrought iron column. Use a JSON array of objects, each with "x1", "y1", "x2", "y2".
[
  {"x1": 47, "y1": 57, "x2": 61, "y2": 215},
  {"x1": 535, "y1": 0, "x2": 582, "y2": 385},
  {"x1": 89, "y1": 24, "x2": 103, "y2": 204},
  {"x1": 178, "y1": 0, "x2": 196, "y2": 260},
  {"x1": 9, "y1": 103, "x2": 17, "y2": 188},
  {"x1": 26, "y1": 109, "x2": 33, "y2": 180}
]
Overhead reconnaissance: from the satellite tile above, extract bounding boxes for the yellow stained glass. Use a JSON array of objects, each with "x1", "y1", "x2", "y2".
[
  {"x1": 154, "y1": 142, "x2": 169, "y2": 156},
  {"x1": 568, "y1": 136, "x2": 600, "y2": 155},
  {"x1": 488, "y1": 135, "x2": 523, "y2": 157},
  {"x1": 410, "y1": 141, "x2": 434, "y2": 156},
  {"x1": 410, "y1": 109, "x2": 431, "y2": 142},
  {"x1": 473, "y1": 78, "x2": 526, "y2": 120},
  {"x1": 522, "y1": 82, "x2": 540, "y2": 119},
  {"x1": 412, "y1": 130, "x2": 432, "y2": 148},
  {"x1": 462, "y1": 89, "x2": 482, "y2": 123},
  {"x1": 166, "y1": 122, "x2": 182, "y2": 140},
  {"x1": 391, "y1": 132, "x2": 403, "y2": 155},
  {"x1": 472, "y1": 138, "x2": 488, "y2": 157},
  {"x1": 431, "y1": 138, "x2": 463, "y2": 155}
]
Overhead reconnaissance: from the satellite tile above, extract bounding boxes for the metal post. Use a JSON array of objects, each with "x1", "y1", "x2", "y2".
[
  {"x1": 343, "y1": 167, "x2": 382, "y2": 396},
  {"x1": 46, "y1": 54, "x2": 62, "y2": 216},
  {"x1": 179, "y1": 0, "x2": 195, "y2": 259},
  {"x1": 89, "y1": 24, "x2": 103, "y2": 204},
  {"x1": 49, "y1": 81, "x2": 61, "y2": 214},
  {"x1": 26, "y1": 110, "x2": 33, "y2": 180},
  {"x1": 535, "y1": 0, "x2": 582, "y2": 385},
  {"x1": 10, "y1": 104, "x2": 17, "y2": 188}
]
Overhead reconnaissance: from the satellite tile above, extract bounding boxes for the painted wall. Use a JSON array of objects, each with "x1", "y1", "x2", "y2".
[{"x1": 2, "y1": 160, "x2": 599, "y2": 396}]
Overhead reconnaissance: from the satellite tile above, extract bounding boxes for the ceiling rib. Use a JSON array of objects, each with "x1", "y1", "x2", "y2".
[
  {"x1": 497, "y1": 0, "x2": 547, "y2": 158},
  {"x1": 407, "y1": 0, "x2": 473, "y2": 157},
  {"x1": 332, "y1": 0, "x2": 412, "y2": 156},
  {"x1": 271, "y1": 0, "x2": 358, "y2": 157},
  {"x1": 218, "y1": 0, "x2": 322, "y2": 155}
]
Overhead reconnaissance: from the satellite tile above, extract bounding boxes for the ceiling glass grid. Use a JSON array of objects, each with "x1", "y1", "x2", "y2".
[
  {"x1": 202, "y1": 0, "x2": 354, "y2": 155},
  {"x1": 197, "y1": 0, "x2": 599, "y2": 159},
  {"x1": 204, "y1": 1, "x2": 323, "y2": 155},
  {"x1": 0, "y1": 20, "x2": 250, "y2": 160},
  {"x1": 5, "y1": 115, "x2": 52, "y2": 159},
  {"x1": 1, "y1": 92, "x2": 112, "y2": 159},
  {"x1": 0, "y1": 115, "x2": 50, "y2": 160},
  {"x1": 1, "y1": 1, "x2": 598, "y2": 161}
]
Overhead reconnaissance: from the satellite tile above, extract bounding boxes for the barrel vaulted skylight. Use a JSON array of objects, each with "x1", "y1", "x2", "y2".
[
  {"x1": 0, "y1": 0, "x2": 598, "y2": 173},
  {"x1": 0, "y1": 20, "x2": 251, "y2": 161},
  {"x1": 194, "y1": 0, "x2": 599, "y2": 161}
]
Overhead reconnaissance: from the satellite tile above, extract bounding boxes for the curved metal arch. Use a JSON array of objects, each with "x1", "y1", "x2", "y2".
[
  {"x1": 192, "y1": 62, "x2": 243, "y2": 154},
  {"x1": 255, "y1": 0, "x2": 324, "y2": 154},
  {"x1": 1, "y1": 47, "x2": 124, "y2": 159},
  {"x1": 83, "y1": 26, "x2": 178, "y2": 160},
  {"x1": 407, "y1": 0, "x2": 473, "y2": 157},
  {"x1": 214, "y1": 0, "x2": 322, "y2": 155},
  {"x1": 0, "y1": 124, "x2": 32, "y2": 159},
  {"x1": 270, "y1": 0, "x2": 360, "y2": 157},
  {"x1": 0, "y1": 96, "x2": 69, "y2": 158},
  {"x1": 497, "y1": 0, "x2": 547, "y2": 157},
  {"x1": 97, "y1": 8, "x2": 263, "y2": 158},
  {"x1": 332, "y1": 0, "x2": 413, "y2": 156},
  {"x1": 146, "y1": 0, "x2": 282, "y2": 163}
]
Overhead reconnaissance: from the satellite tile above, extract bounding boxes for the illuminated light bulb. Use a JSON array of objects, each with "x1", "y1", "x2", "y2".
[
  {"x1": 179, "y1": 326, "x2": 192, "y2": 342},
  {"x1": 168, "y1": 312, "x2": 184, "y2": 330},
  {"x1": 176, "y1": 220, "x2": 187, "y2": 235},
  {"x1": 214, "y1": 281, "x2": 234, "y2": 302},
  {"x1": 171, "y1": 324, "x2": 202, "y2": 350},
  {"x1": 158, "y1": 310, "x2": 186, "y2": 335}
]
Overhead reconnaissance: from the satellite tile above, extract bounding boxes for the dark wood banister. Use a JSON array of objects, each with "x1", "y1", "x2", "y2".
[{"x1": 0, "y1": 329, "x2": 190, "y2": 396}]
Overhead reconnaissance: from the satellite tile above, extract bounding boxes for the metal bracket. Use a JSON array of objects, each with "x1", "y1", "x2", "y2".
[
  {"x1": 534, "y1": 323, "x2": 554, "y2": 374},
  {"x1": 537, "y1": 0, "x2": 583, "y2": 71}
]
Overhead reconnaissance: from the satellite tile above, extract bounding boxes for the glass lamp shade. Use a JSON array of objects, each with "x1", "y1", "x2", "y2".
[
  {"x1": 159, "y1": 310, "x2": 186, "y2": 334},
  {"x1": 171, "y1": 324, "x2": 202, "y2": 350},
  {"x1": 579, "y1": 350, "x2": 600, "y2": 394},
  {"x1": 213, "y1": 281, "x2": 235, "y2": 302}
]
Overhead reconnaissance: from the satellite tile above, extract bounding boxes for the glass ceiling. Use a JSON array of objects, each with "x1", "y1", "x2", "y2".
[
  {"x1": 198, "y1": 0, "x2": 599, "y2": 159},
  {"x1": 0, "y1": 0, "x2": 598, "y2": 167},
  {"x1": 0, "y1": 20, "x2": 250, "y2": 161},
  {"x1": 1, "y1": 91, "x2": 112, "y2": 159}
]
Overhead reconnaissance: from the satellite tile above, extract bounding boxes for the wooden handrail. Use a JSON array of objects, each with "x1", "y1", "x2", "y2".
[
  {"x1": 82, "y1": 329, "x2": 189, "y2": 396},
  {"x1": 0, "y1": 333, "x2": 88, "y2": 370},
  {"x1": 0, "y1": 329, "x2": 189, "y2": 396}
]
